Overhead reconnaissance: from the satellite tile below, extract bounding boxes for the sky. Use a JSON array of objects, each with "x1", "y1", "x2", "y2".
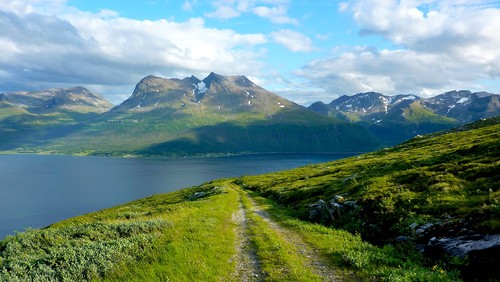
[{"x1": 1, "y1": 0, "x2": 499, "y2": 106}]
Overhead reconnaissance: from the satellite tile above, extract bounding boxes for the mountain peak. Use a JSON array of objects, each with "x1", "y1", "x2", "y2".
[
  {"x1": 114, "y1": 72, "x2": 298, "y2": 115},
  {"x1": 0, "y1": 87, "x2": 112, "y2": 114},
  {"x1": 202, "y1": 72, "x2": 225, "y2": 85}
]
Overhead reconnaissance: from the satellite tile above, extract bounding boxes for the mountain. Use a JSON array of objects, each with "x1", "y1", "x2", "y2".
[
  {"x1": 0, "y1": 87, "x2": 113, "y2": 152},
  {"x1": 0, "y1": 87, "x2": 113, "y2": 115},
  {"x1": 422, "y1": 90, "x2": 500, "y2": 122},
  {"x1": 0, "y1": 73, "x2": 381, "y2": 156},
  {"x1": 110, "y1": 72, "x2": 299, "y2": 120},
  {"x1": 308, "y1": 90, "x2": 500, "y2": 145}
]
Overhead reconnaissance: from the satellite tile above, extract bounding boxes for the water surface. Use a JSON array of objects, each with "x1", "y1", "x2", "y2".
[{"x1": 0, "y1": 153, "x2": 353, "y2": 239}]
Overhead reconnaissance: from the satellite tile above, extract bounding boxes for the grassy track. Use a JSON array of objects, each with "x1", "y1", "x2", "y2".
[{"x1": 0, "y1": 180, "x2": 459, "y2": 281}]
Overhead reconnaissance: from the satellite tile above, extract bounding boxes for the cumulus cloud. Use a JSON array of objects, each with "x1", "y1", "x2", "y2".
[
  {"x1": 206, "y1": 0, "x2": 298, "y2": 25},
  {"x1": 252, "y1": 5, "x2": 298, "y2": 25},
  {"x1": 270, "y1": 29, "x2": 316, "y2": 52},
  {"x1": 298, "y1": 47, "x2": 483, "y2": 96},
  {"x1": 0, "y1": 3, "x2": 267, "y2": 103},
  {"x1": 0, "y1": 0, "x2": 67, "y2": 15},
  {"x1": 297, "y1": 0, "x2": 500, "y2": 98}
]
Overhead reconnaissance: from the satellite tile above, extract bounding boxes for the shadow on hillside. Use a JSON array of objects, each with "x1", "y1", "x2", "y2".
[{"x1": 140, "y1": 118, "x2": 381, "y2": 157}]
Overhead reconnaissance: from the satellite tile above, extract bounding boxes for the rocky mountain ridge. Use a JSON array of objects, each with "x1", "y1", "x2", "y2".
[
  {"x1": 0, "y1": 73, "x2": 380, "y2": 156},
  {"x1": 309, "y1": 90, "x2": 499, "y2": 124},
  {"x1": 0, "y1": 87, "x2": 113, "y2": 114},
  {"x1": 112, "y1": 72, "x2": 297, "y2": 117},
  {"x1": 308, "y1": 90, "x2": 500, "y2": 145}
]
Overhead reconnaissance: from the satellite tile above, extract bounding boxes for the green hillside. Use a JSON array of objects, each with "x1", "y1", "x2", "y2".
[
  {"x1": 0, "y1": 88, "x2": 113, "y2": 153},
  {"x1": 1, "y1": 117, "x2": 498, "y2": 281}
]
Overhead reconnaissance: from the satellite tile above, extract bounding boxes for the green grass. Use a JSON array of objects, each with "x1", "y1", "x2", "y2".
[
  {"x1": 1, "y1": 180, "x2": 460, "y2": 281},
  {"x1": 0, "y1": 182, "x2": 240, "y2": 281},
  {"x1": 236, "y1": 186, "x2": 322, "y2": 281},
  {"x1": 246, "y1": 191, "x2": 458, "y2": 281},
  {"x1": 1, "y1": 117, "x2": 498, "y2": 281},
  {"x1": 238, "y1": 117, "x2": 500, "y2": 237}
]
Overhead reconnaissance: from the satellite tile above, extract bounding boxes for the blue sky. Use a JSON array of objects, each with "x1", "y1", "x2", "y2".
[{"x1": 1, "y1": 1, "x2": 499, "y2": 105}]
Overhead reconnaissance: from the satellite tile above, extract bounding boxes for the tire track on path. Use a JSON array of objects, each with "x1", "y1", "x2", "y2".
[
  {"x1": 228, "y1": 182, "x2": 341, "y2": 281},
  {"x1": 232, "y1": 188, "x2": 263, "y2": 281}
]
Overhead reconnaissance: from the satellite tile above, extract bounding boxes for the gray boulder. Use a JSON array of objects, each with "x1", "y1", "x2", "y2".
[
  {"x1": 188, "y1": 191, "x2": 206, "y2": 200},
  {"x1": 426, "y1": 234, "x2": 500, "y2": 281}
]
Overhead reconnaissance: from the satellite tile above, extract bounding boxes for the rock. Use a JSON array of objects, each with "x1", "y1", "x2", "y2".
[
  {"x1": 343, "y1": 200, "x2": 359, "y2": 209},
  {"x1": 333, "y1": 195, "x2": 345, "y2": 203},
  {"x1": 395, "y1": 236, "x2": 410, "y2": 242},
  {"x1": 409, "y1": 222, "x2": 418, "y2": 229},
  {"x1": 342, "y1": 174, "x2": 357, "y2": 183},
  {"x1": 415, "y1": 228, "x2": 426, "y2": 236},
  {"x1": 421, "y1": 223, "x2": 435, "y2": 230},
  {"x1": 464, "y1": 244, "x2": 500, "y2": 281},
  {"x1": 426, "y1": 234, "x2": 500, "y2": 281},
  {"x1": 308, "y1": 197, "x2": 357, "y2": 223},
  {"x1": 308, "y1": 200, "x2": 326, "y2": 221},
  {"x1": 188, "y1": 191, "x2": 206, "y2": 200},
  {"x1": 426, "y1": 234, "x2": 500, "y2": 258},
  {"x1": 331, "y1": 202, "x2": 346, "y2": 214}
]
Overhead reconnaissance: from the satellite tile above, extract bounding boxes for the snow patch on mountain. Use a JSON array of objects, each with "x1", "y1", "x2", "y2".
[
  {"x1": 197, "y1": 81, "x2": 208, "y2": 94},
  {"x1": 445, "y1": 104, "x2": 455, "y2": 116}
]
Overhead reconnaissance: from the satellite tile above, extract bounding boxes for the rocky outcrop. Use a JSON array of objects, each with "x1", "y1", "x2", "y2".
[
  {"x1": 308, "y1": 195, "x2": 500, "y2": 281},
  {"x1": 426, "y1": 234, "x2": 500, "y2": 281},
  {"x1": 427, "y1": 234, "x2": 500, "y2": 258},
  {"x1": 188, "y1": 186, "x2": 224, "y2": 201},
  {"x1": 0, "y1": 87, "x2": 113, "y2": 114},
  {"x1": 308, "y1": 195, "x2": 358, "y2": 223}
]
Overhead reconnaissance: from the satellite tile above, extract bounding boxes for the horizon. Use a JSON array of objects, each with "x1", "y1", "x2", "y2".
[
  {"x1": 2, "y1": 72, "x2": 498, "y2": 107},
  {"x1": 1, "y1": 1, "x2": 499, "y2": 105}
]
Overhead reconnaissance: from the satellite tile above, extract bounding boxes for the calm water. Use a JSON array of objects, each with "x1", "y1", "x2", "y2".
[{"x1": 0, "y1": 153, "x2": 352, "y2": 239}]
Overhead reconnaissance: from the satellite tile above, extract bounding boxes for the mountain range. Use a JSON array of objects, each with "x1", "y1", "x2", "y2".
[
  {"x1": 308, "y1": 90, "x2": 500, "y2": 145},
  {"x1": 0, "y1": 73, "x2": 379, "y2": 156},
  {"x1": 1, "y1": 74, "x2": 498, "y2": 156}
]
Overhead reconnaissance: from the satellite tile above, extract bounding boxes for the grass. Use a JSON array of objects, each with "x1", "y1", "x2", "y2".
[
  {"x1": 1, "y1": 179, "x2": 461, "y2": 281},
  {"x1": 246, "y1": 191, "x2": 458, "y2": 281},
  {"x1": 236, "y1": 186, "x2": 322, "y2": 281},
  {"x1": 0, "y1": 182, "x2": 240, "y2": 281},
  {"x1": 238, "y1": 117, "x2": 500, "y2": 238},
  {"x1": 1, "y1": 117, "x2": 498, "y2": 281}
]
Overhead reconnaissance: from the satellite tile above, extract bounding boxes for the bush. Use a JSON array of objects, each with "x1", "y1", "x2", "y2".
[{"x1": 0, "y1": 219, "x2": 169, "y2": 281}]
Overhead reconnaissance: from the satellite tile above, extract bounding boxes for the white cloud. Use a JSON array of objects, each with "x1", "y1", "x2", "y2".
[
  {"x1": 0, "y1": 4, "x2": 268, "y2": 102},
  {"x1": 0, "y1": 0, "x2": 67, "y2": 15},
  {"x1": 252, "y1": 5, "x2": 298, "y2": 25},
  {"x1": 206, "y1": 3, "x2": 241, "y2": 19},
  {"x1": 296, "y1": 0, "x2": 500, "y2": 99},
  {"x1": 206, "y1": 0, "x2": 298, "y2": 25},
  {"x1": 270, "y1": 29, "x2": 316, "y2": 52},
  {"x1": 299, "y1": 47, "x2": 495, "y2": 98}
]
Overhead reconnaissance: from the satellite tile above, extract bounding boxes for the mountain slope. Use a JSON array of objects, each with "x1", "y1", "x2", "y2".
[
  {"x1": 0, "y1": 87, "x2": 112, "y2": 115},
  {"x1": 308, "y1": 90, "x2": 499, "y2": 145},
  {"x1": 0, "y1": 87, "x2": 113, "y2": 152},
  {"x1": 10, "y1": 73, "x2": 380, "y2": 156},
  {"x1": 238, "y1": 117, "x2": 500, "y2": 280},
  {"x1": 3, "y1": 118, "x2": 497, "y2": 281}
]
